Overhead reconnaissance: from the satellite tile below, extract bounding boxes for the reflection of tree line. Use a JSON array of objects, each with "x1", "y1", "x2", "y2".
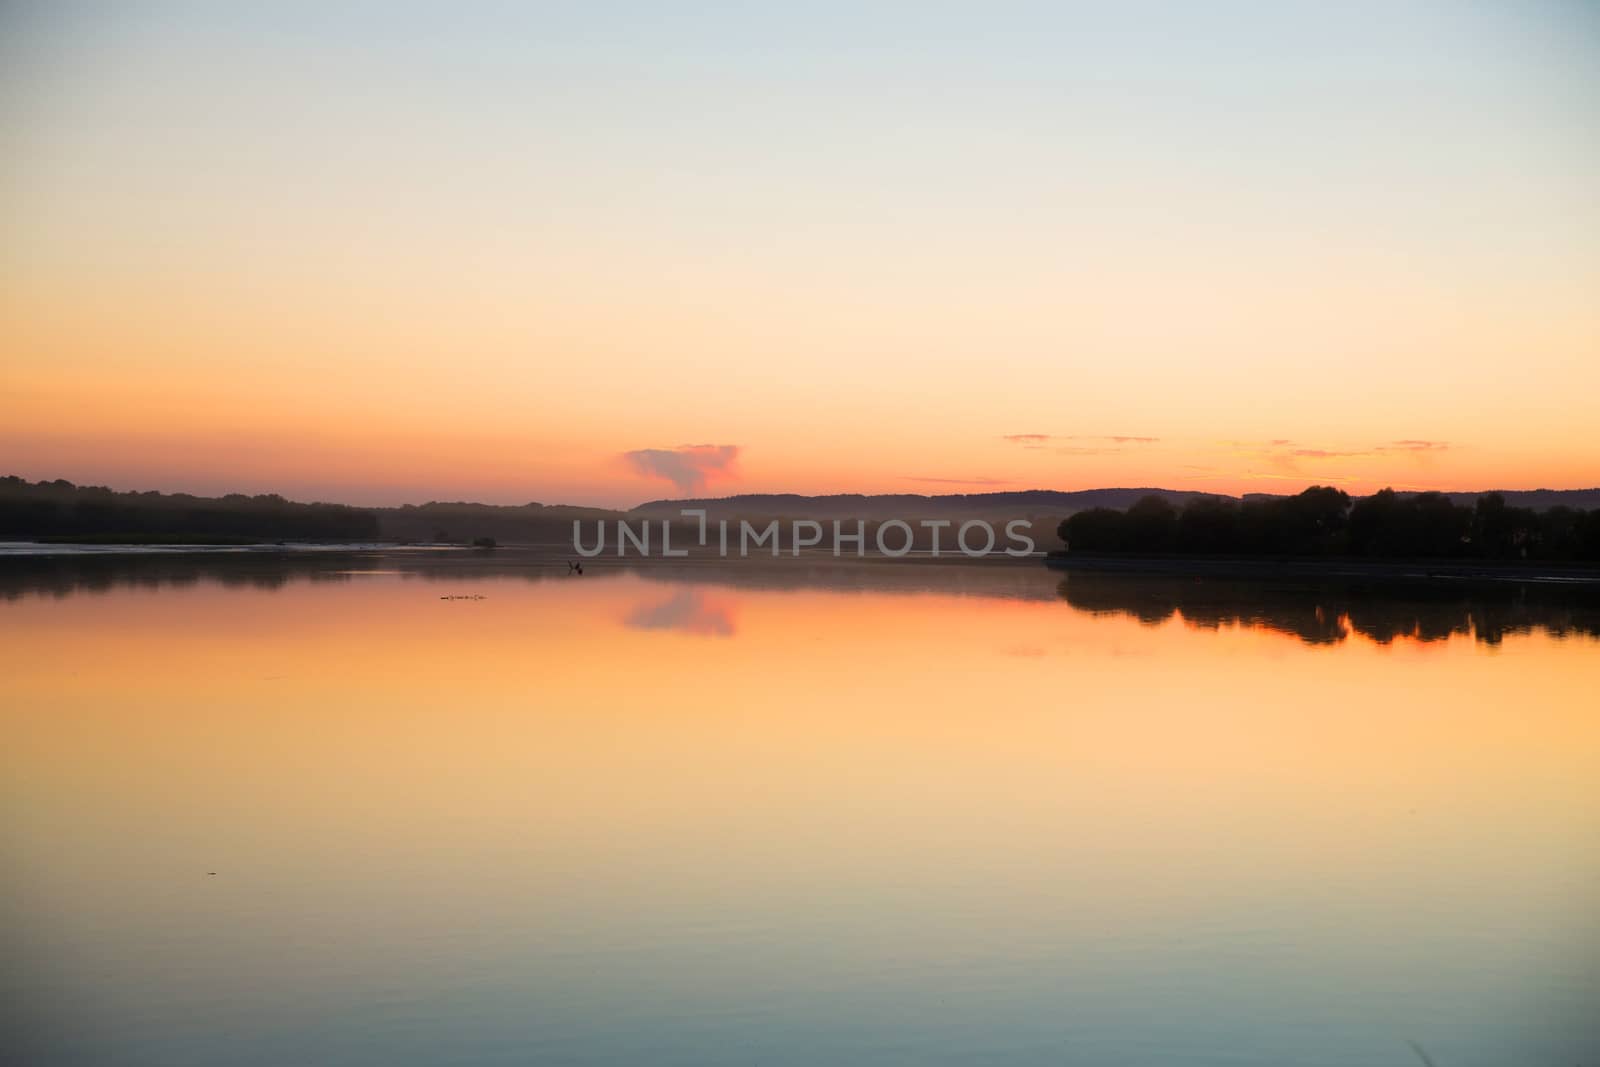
[
  {"x1": 9, "y1": 552, "x2": 1599, "y2": 649},
  {"x1": 0, "y1": 550, "x2": 622, "y2": 599},
  {"x1": 0, "y1": 553, "x2": 374, "y2": 600},
  {"x1": 0, "y1": 551, "x2": 1059, "y2": 601},
  {"x1": 1057, "y1": 573, "x2": 1600, "y2": 646}
]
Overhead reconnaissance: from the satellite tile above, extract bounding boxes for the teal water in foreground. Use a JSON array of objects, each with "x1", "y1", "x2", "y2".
[{"x1": 3, "y1": 552, "x2": 1596, "y2": 1065}]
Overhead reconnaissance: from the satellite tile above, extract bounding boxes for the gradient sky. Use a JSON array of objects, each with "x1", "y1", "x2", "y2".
[{"x1": 3, "y1": 1, "x2": 1597, "y2": 507}]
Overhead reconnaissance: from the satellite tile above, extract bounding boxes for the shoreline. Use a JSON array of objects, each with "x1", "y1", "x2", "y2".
[{"x1": 5, "y1": 540, "x2": 1599, "y2": 586}]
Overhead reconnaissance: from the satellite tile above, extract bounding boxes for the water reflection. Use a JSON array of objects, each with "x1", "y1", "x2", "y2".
[
  {"x1": 6, "y1": 551, "x2": 1597, "y2": 651},
  {"x1": 3, "y1": 554, "x2": 1597, "y2": 1066},
  {"x1": 625, "y1": 588, "x2": 737, "y2": 636},
  {"x1": 1056, "y1": 573, "x2": 1600, "y2": 646},
  {"x1": 0, "y1": 550, "x2": 376, "y2": 598}
]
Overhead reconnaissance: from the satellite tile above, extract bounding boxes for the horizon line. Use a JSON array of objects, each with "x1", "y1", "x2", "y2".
[{"x1": 9, "y1": 472, "x2": 1600, "y2": 515}]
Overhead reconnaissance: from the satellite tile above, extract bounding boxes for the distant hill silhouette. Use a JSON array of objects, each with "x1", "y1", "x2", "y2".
[
  {"x1": 0, "y1": 476, "x2": 632, "y2": 546},
  {"x1": 375, "y1": 500, "x2": 622, "y2": 546},
  {"x1": 632, "y1": 486, "x2": 1600, "y2": 552},
  {"x1": 646, "y1": 487, "x2": 1600, "y2": 517},
  {"x1": 631, "y1": 488, "x2": 1226, "y2": 519},
  {"x1": 0, "y1": 476, "x2": 378, "y2": 543},
  {"x1": 6, "y1": 474, "x2": 1600, "y2": 548}
]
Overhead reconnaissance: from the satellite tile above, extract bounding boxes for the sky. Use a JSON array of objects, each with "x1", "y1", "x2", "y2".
[{"x1": 3, "y1": 1, "x2": 1597, "y2": 508}]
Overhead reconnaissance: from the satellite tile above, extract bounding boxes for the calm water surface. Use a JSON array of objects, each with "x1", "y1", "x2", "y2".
[{"x1": 3, "y1": 553, "x2": 1597, "y2": 1065}]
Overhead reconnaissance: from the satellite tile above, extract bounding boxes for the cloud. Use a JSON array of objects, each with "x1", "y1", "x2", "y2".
[
  {"x1": 904, "y1": 475, "x2": 1013, "y2": 486},
  {"x1": 1001, "y1": 433, "x2": 1159, "y2": 450},
  {"x1": 1223, "y1": 438, "x2": 1453, "y2": 478},
  {"x1": 623, "y1": 444, "x2": 739, "y2": 493},
  {"x1": 1291, "y1": 448, "x2": 1368, "y2": 459},
  {"x1": 1287, "y1": 441, "x2": 1451, "y2": 460}
]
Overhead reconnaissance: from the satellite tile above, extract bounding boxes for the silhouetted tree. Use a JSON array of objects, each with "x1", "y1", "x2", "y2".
[
  {"x1": 1581, "y1": 510, "x2": 1600, "y2": 561},
  {"x1": 1123, "y1": 495, "x2": 1178, "y2": 552},
  {"x1": 1474, "y1": 492, "x2": 1539, "y2": 559},
  {"x1": 1177, "y1": 497, "x2": 1241, "y2": 553},
  {"x1": 1412, "y1": 492, "x2": 1472, "y2": 557},
  {"x1": 1282, "y1": 485, "x2": 1351, "y2": 553},
  {"x1": 1348, "y1": 488, "x2": 1403, "y2": 556},
  {"x1": 1058, "y1": 484, "x2": 1598, "y2": 562},
  {"x1": 1060, "y1": 507, "x2": 1126, "y2": 552}
]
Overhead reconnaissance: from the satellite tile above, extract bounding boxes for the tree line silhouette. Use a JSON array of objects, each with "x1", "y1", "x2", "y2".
[
  {"x1": 1059, "y1": 486, "x2": 1600, "y2": 561},
  {"x1": 0, "y1": 476, "x2": 379, "y2": 543}
]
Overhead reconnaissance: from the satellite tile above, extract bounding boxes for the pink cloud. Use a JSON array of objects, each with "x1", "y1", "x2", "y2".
[{"x1": 623, "y1": 444, "x2": 739, "y2": 493}]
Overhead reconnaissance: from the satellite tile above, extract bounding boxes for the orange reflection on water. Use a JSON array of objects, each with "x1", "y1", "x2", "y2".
[{"x1": 1, "y1": 562, "x2": 1596, "y2": 1063}]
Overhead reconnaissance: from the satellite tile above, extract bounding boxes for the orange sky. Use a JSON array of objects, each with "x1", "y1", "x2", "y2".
[{"x1": 3, "y1": 5, "x2": 1597, "y2": 508}]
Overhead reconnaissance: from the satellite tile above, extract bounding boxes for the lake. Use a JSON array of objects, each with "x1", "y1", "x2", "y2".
[{"x1": 3, "y1": 551, "x2": 1596, "y2": 1066}]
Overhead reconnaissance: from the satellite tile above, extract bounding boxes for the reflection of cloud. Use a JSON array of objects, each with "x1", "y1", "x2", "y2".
[
  {"x1": 904, "y1": 475, "x2": 1012, "y2": 486},
  {"x1": 624, "y1": 589, "x2": 735, "y2": 637},
  {"x1": 624, "y1": 444, "x2": 739, "y2": 493}
]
